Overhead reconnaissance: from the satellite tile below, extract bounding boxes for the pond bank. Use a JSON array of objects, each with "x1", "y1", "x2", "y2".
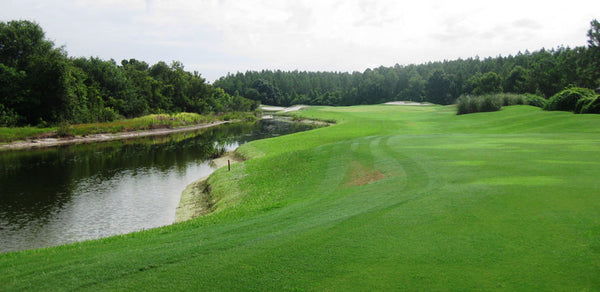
[
  {"x1": 175, "y1": 152, "x2": 243, "y2": 222},
  {"x1": 0, "y1": 121, "x2": 230, "y2": 151},
  {"x1": 1, "y1": 116, "x2": 319, "y2": 253},
  {"x1": 174, "y1": 115, "x2": 332, "y2": 223}
]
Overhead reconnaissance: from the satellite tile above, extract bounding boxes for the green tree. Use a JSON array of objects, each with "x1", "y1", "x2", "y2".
[
  {"x1": 0, "y1": 20, "x2": 51, "y2": 69},
  {"x1": 532, "y1": 49, "x2": 567, "y2": 97},
  {"x1": 426, "y1": 70, "x2": 454, "y2": 105},
  {"x1": 398, "y1": 72, "x2": 425, "y2": 102},
  {"x1": 587, "y1": 19, "x2": 600, "y2": 47},
  {"x1": 470, "y1": 72, "x2": 503, "y2": 95},
  {"x1": 504, "y1": 66, "x2": 532, "y2": 93},
  {"x1": 586, "y1": 19, "x2": 600, "y2": 89},
  {"x1": 252, "y1": 79, "x2": 282, "y2": 106},
  {"x1": 0, "y1": 64, "x2": 26, "y2": 125},
  {"x1": 0, "y1": 20, "x2": 69, "y2": 124}
]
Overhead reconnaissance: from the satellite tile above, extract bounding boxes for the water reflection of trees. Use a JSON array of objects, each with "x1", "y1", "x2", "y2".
[{"x1": 0, "y1": 119, "x2": 317, "y2": 229}]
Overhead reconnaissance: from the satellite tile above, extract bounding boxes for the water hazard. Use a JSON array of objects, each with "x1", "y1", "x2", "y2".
[{"x1": 0, "y1": 119, "x2": 317, "y2": 253}]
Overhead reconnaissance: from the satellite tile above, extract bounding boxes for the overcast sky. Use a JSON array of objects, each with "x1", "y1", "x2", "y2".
[{"x1": 1, "y1": 0, "x2": 598, "y2": 82}]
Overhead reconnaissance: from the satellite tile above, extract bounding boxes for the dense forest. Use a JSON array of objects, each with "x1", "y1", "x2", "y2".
[
  {"x1": 2, "y1": 19, "x2": 599, "y2": 127},
  {"x1": 0, "y1": 20, "x2": 259, "y2": 127},
  {"x1": 214, "y1": 20, "x2": 600, "y2": 107}
]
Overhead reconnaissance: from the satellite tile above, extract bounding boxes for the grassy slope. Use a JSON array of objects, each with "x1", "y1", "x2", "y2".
[{"x1": 1, "y1": 105, "x2": 600, "y2": 290}]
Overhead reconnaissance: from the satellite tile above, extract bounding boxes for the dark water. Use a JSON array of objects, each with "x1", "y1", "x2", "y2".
[{"x1": 0, "y1": 119, "x2": 316, "y2": 253}]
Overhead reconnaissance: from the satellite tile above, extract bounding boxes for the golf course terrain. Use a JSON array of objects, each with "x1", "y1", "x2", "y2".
[{"x1": 1, "y1": 104, "x2": 599, "y2": 290}]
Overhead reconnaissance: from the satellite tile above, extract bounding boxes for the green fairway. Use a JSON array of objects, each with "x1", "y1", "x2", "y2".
[{"x1": 1, "y1": 105, "x2": 600, "y2": 290}]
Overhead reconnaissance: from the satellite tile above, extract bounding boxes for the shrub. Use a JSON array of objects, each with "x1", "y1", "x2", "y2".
[
  {"x1": 574, "y1": 97, "x2": 593, "y2": 113},
  {"x1": 56, "y1": 122, "x2": 74, "y2": 137},
  {"x1": 501, "y1": 93, "x2": 526, "y2": 106},
  {"x1": 524, "y1": 94, "x2": 547, "y2": 108},
  {"x1": 457, "y1": 95, "x2": 476, "y2": 115},
  {"x1": 545, "y1": 87, "x2": 597, "y2": 112},
  {"x1": 578, "y1": 96, "x2": 600, "y2": 114},
  {"x1": 0, "y1": 103, "x2": 22, "y2": 127},
  {"x1": 479, "y1": 95, "x2": 503, "y2": 112},
  {"x1": 222, "y1": 113, "x2": 234, "y2": 121},
  {"x1": 456, "y1": 93, "x2": 546, "y2": 115},
  {"x1": 100, "y1": 107, "x2": 120, "y2": 122},
  {"x1": 456, "y1": 94, "x2": 502, "y2": 115}
]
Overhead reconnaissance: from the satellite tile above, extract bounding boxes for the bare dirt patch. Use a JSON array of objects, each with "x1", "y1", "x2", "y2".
[
  {"x1": 176, "y1": 152, "x2": 245, "y2": 222},
  {"x1": 343, "y1": 161, "x2": 387, "y2": 188},
  {"x1": 175, "y1": 178, "x2": 214, "y2": 223}
]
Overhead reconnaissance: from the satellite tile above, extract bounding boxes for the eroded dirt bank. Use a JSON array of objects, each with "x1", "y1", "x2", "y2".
[{"x1": 175, "y1": 153, "x2": 243, "y2": 222}]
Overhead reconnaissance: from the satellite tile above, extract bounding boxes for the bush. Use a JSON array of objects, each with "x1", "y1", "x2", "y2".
[
  {"x1": 56, "y1": 122, "x2": 74, "y2": 137},
  {"x1": 0, "y1": 103, "x2": 22, "y2": 126},
  {"x1": 457, "y1": 96, "x2": 474, "y2": 113},
  {"x1": 456, "y1": 94, "x2": 502, "y2": 115},
  {"x1": 578, "y1": 96, "x2": 600, "y2": 114},
  {"x1": 100, "y1": 107, "x2": 120, "y2": 122},
  {"x1": 457, "y1": 95, "x2": 482, "y2": 115},
  {"x1": 574, "y1": 97, "x2": 593, "y2": 113},
  {"x1": 545, "y1": 87, "x2": 597, "y2": 112},
  {"x1": 480, "y1": 95, "x2": 503, "y2": 112},
  {"x1": 500, "y1": 93, "x2": 526, "y2": 106},
  {"x1": 456, "y1": 93, "x2": 546, "y2": 115},
  {"x1": 524, "y1": 94, "x2": 547, "y2": 108}
]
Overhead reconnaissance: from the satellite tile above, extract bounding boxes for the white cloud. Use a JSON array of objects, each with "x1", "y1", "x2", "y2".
[
  {"x1": 1, "y1": 0, "x2": 599, "y2": 81},
  {"x1": 73, "y1": 0, "x2": 147, "y2": 11}
]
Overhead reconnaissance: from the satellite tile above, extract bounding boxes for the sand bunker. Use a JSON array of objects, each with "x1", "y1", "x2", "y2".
[
  {"x1": 384, "y1": 101, "x2": 431, "y2": 106},
  {"x1": 261, "y1": 105, "x2": 309, "y2": 112}
]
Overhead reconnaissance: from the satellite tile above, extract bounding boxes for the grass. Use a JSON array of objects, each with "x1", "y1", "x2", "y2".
[
  {"x1": 0, "y1": 126, "x2": 55, "y2": 143},
  {"x1": 0, "y1": 112, "x2": 257, "y2": 143},
  {"x1": 1, "y1": 104, "x2": 600, "y2": 290}
]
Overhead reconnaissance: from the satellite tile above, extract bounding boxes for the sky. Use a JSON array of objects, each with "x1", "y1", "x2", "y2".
[{"x1": 1, "y1": 0, "x2": 598, "y2": 82}]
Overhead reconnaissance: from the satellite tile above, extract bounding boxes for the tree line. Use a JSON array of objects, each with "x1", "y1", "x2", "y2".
[
  {"x1": 0, "y1": 20, "x2": 259, "y2": 127},
  {"x1": 214, "y1": 20, "x2": 600, "y2": 107}
]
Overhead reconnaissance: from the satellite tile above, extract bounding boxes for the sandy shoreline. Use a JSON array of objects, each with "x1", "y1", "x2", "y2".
[
  {"x1": 175, "y1": 153, "x2": 243, "y2": 222},
  {"x1": 0, "y1": 121, "x2": 230, "y2": 151}
]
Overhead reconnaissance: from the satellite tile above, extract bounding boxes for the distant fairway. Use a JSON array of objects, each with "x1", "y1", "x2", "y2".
[{"x1": 1, "y1": 105, "x2": 599, "y2": 290}]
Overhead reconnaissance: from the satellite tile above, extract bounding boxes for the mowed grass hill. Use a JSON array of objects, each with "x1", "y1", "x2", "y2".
[{"x1": 1, "y1": 104, "x2": 600, "y2": 290}]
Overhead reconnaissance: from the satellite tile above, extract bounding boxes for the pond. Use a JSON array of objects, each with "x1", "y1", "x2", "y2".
[{"x1": 0, "y1": 118, "x2": 317, "y2": 253}]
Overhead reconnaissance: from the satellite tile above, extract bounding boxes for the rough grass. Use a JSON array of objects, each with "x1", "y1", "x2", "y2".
[
  {"x1": 1, "y1": 104, "x2": 600, "y2": 290},
  {"x1": 0, "y1": 126, "x2": 55, "y2": 143}
]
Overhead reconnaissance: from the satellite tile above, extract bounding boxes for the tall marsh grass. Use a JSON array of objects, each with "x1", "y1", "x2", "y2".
[{"x1": 69, "y1": 113, "x2": 221, "y2": 136}]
